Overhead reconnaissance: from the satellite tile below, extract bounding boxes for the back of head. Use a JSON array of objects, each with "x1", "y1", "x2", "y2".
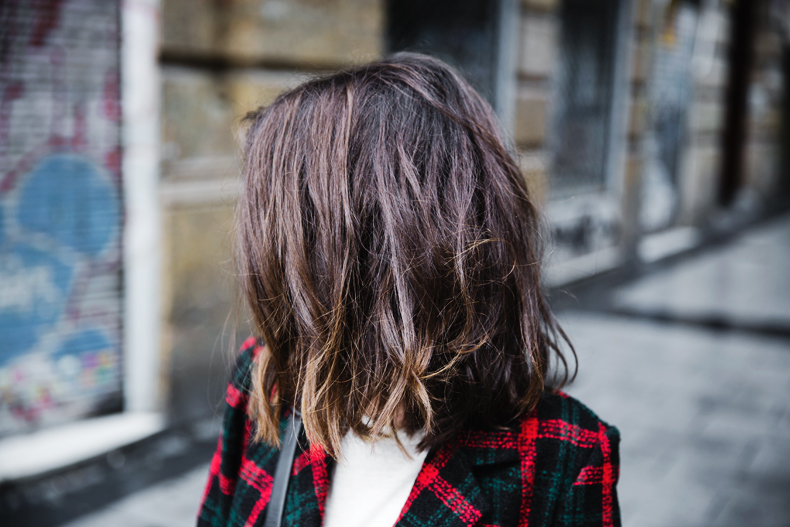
[{"x1": 237, "y1": 53, "x2": 571, "y2": 455}]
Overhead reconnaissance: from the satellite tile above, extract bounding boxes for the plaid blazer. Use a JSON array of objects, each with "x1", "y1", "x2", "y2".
[{"x1": 198, "y1": 337, "x2": 621, "y2": 527}]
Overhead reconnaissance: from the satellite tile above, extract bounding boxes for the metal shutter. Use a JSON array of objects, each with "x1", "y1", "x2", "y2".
[{"x1": 0, "y1": 0, "x2": 124, "y2": 437}]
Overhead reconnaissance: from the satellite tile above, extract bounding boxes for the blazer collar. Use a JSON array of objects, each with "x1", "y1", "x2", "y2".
[
  {"x1": 393, "y1": 440, "x2": 492, "y2": 527},
  {"x1": 290, "y1": 425, "x2": 528, "y2": 527},
  {"x1": 298, "y1": 437, "x2": 506, "y2": 527}
]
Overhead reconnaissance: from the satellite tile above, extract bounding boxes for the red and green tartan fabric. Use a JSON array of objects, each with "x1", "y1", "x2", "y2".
[{"x1": 198, "y1": 337, "x2": 621, "y2": 527}]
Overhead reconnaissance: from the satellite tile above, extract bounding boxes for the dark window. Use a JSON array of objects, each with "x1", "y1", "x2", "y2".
[
  {"x1": 386, "y1": 0, "x2": 502, "y2": 106},
  {"x1": 550, "y1": 0, "x2": 620, "y2": 194}
]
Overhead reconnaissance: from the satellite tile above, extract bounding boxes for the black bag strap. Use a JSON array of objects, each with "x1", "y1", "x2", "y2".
[{"x1": 263, "y1": 411, "x2": 303, "y2": 527}]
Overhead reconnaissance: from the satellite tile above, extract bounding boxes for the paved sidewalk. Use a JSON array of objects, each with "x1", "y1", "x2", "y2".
[
  {"x1": 62, "y1": 464, "x2": 209, "y2": 527},
  {"x1": 612, "y1": 214, "x2": 790, "y2": 332}
]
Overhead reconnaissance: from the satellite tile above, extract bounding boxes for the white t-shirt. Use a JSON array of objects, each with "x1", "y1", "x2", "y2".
[{"x1": 323, "y1": 429, "x2": 428, "y2": 527}]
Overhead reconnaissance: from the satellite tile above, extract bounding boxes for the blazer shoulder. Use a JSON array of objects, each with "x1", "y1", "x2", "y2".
[
  {"x1": 535, "y1": 389, "x2": 619, "y2": 438},
  {"x1": 458, "y1": 391, "x2": 621, "y2": 526},
  {"x1": 534, "y1": 391, "x2": 622, "y2": 526}
]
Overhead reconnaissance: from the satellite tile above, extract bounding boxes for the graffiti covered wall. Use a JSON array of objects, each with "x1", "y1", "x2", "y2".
[{"x1": 0, "y1": 0, "x2": 123, "y2": 436}]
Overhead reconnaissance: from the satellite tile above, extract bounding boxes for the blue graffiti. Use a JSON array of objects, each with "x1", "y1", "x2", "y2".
[
  {"x1": 53, "y1": 328, "x2": 113, "y2": 358},
  {"x1": 53, "y1": 329, "x2": 118, "y2": 391},
  {"x1": 0, "y1": 243, "x2": 74, "y2": 364},
  {"x1": 17, "y1": 154, "x2": 120, "y2": 257}
]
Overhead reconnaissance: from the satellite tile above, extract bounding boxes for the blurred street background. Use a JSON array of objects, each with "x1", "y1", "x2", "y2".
[{"x1": 1, "y1": 0, "x2": 789, "y2": 526}]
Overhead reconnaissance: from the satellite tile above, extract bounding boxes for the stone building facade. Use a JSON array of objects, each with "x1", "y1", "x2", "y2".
[{"x1": 157, "y1": 0, "x2": 384, "y2": 424}]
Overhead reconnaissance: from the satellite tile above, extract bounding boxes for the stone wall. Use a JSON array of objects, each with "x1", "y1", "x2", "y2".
[
  {"x1": 158, "y1": 0, "x2": 384, "y2": 422},
  {"x1": 162, "y1": 0, "x2": 383, "y2": 67}
]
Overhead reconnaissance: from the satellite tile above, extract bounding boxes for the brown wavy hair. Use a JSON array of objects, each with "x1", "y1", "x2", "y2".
[{"x1": 236, "y1": 53, "x2": 573, "y2": 455}]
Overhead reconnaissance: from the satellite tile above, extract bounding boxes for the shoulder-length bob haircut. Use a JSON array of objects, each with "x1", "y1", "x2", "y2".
[{"x1": 237, "y1": 53, "x2": 572, "y2": 455}]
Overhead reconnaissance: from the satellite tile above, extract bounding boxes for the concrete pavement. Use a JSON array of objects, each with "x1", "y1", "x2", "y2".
[
  {"x1": 612, "y1": 214, "x2": 790, "y2": 333},
  {"x1": 61, "y1": 464, "x2": 209, "y2": 527}
]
